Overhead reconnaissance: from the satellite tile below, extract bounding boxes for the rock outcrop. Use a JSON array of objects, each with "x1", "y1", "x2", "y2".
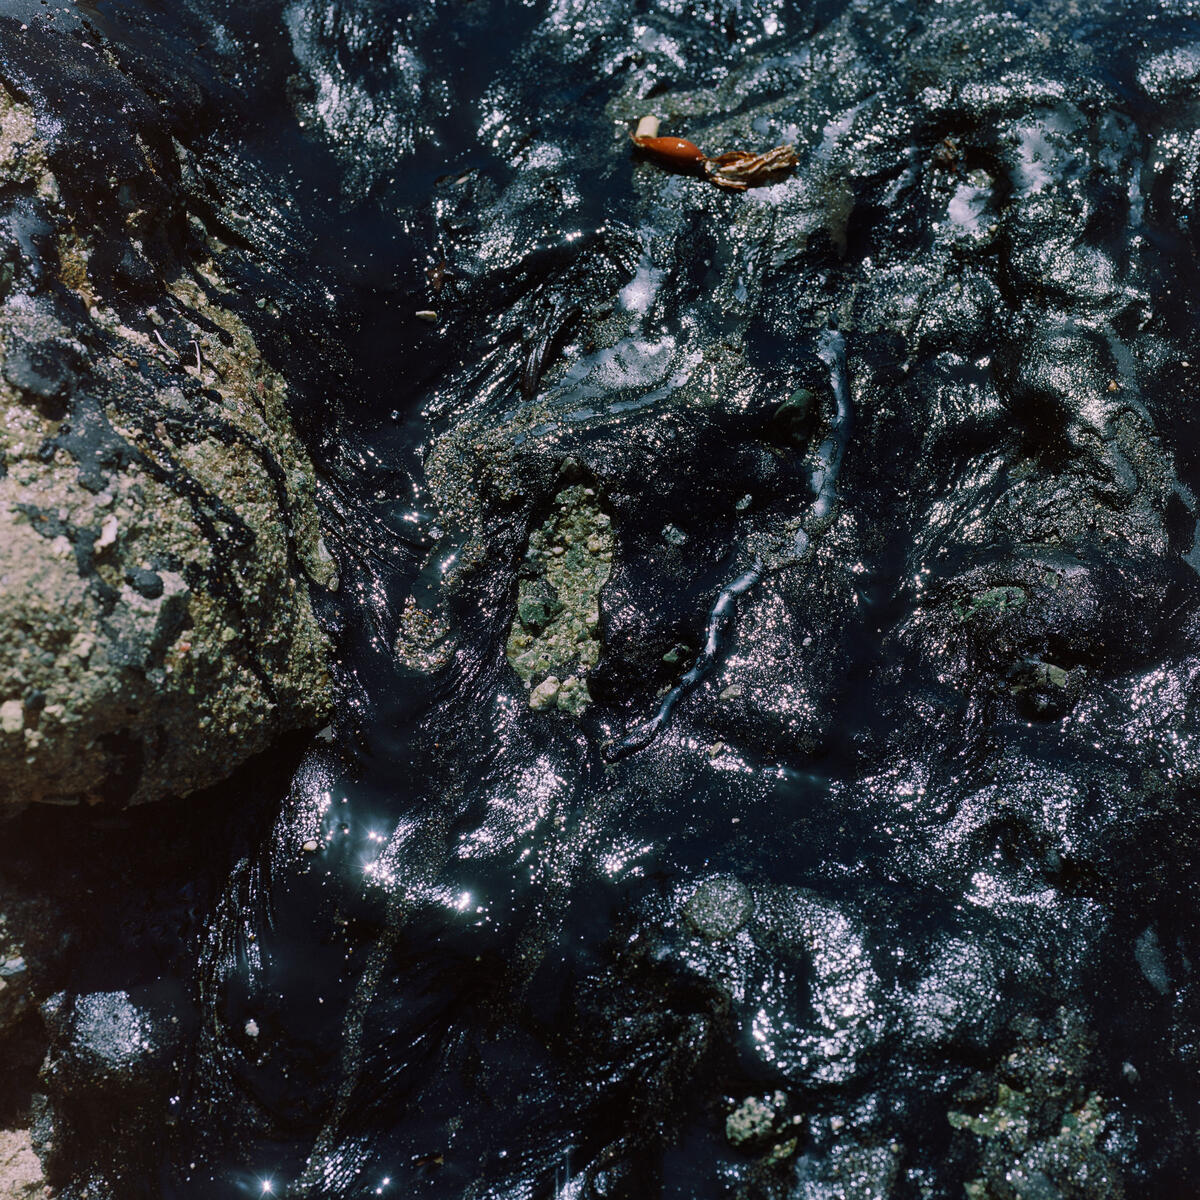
[{"x1": 0, "y1": 28, "x2": 334, "y2": 807}]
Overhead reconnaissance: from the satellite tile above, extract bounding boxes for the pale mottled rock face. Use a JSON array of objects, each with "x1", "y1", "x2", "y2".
[
  {"x1": 0, "y1": 1128, "x2": 47, "y2": 1199},
  {"x1": 0, "y1": 81, "x2": 334, "y2": 806}
]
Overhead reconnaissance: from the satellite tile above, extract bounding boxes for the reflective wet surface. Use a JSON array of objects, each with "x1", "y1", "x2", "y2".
[{"x1": 11, "y1": 0, "x2": 1200, "y2": 1195}]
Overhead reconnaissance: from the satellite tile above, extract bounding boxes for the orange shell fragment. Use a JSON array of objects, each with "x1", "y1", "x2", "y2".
[
  {"x1": 629, "y1": 118, "x2": 799, "y2": 190},
  {"x1": 629, "y1": 134, "x2": 708, "y2": 166}
]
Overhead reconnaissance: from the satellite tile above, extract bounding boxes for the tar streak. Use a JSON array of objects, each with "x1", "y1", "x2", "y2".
[{"x1": 607, "y1": 328, "x2": 852, "y2": 759}]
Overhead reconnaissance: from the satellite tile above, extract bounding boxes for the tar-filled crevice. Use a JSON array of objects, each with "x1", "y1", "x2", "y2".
[{"x1": 1, "y1": 0, "x2": 1200, "y2": 1197}]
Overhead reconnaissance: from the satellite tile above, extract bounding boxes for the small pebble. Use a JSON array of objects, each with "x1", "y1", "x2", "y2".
[
  {"x1": 302, "y1": 839, "x2": 319, "y2": 853},
  {"x1": 530, "y1": 676, "x2": 561, "y2": 710},
  {"x1": 244, "y1": 1019, "x2": 260, "y2": 1038},
  {"x1": 0, "y1": 700, "x2": 23, "y2": 735},
  {"x1": 415, "y1": 310, "x2": 439, "y2": 323}
]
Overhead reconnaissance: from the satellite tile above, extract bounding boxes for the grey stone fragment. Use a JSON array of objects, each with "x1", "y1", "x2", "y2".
[
  {"x1": 684, "y1": 875, "x2": 753, "y2": 940},
  {"x1": 529, "y1": 676, "x2": 561, "y2": 710},
  {"x1": 123, "y1": 568, "x2": 163, "y2": 599}
]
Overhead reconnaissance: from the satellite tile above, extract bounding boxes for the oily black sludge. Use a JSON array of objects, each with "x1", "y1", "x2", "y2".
[{"x1": 1, "y1": 0, "x2": 1199, "y2": 1198}]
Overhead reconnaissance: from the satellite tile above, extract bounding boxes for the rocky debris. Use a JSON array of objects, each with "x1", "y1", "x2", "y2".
[
  {"x1": 0, "y1": 914, "x2": 34, "y2": 1036},
  {"x1": 393, "y1": 597, "x2": 454, "y2": 674},
  {"x1": 949, "y1": 1011, "x2": 1124, "y2": 1200},
  {"x1": 528, "y1": 674, "x2": 561, "y2": 710},
  {"x1": 0, "y1": 58, "x2": 333, "y2": 806},
  {"x1": 505, "y1": 482, "x2": 612, "y2": 713},
  {"x1": 794, "y1": 1140, "x2": 903, "y2": 1200},
  {"x1": 725, "y1": 1091, "x2": 801, "y2": 1161},
  {"x1": 0, "y1": 18, "x2": 336, "y2": 1189}
]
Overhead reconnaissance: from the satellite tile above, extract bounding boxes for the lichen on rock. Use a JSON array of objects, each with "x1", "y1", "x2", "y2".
[
  {"x1": 948, "y1": 1010, "x2": 1125, "y2": 1199},
  {"x1": 725, "y1": 1090, "x2": 800, "y2": 1161},
  {"x1": 0, "y1": 76, "x2": 334, "y2": 806},
  {"x1": 393, "y1": 593, "x2": 455, "y2": 675},
  {"x1": 505, "y1": 483, "x2": 612, "y2": 714}
]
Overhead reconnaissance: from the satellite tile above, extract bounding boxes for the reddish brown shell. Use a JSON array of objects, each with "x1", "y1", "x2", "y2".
[{"x1": 629, "y1": 134, "x2": 707, "y2": 165}]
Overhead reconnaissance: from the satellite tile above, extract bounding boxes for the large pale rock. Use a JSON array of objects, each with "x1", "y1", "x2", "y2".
[
  {"x1": 0, "y1": 1129, "x2": 47, "y2": 1200},
  {"x1": 0, "y1": 73, "x2": 334, "y2": 806}
]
